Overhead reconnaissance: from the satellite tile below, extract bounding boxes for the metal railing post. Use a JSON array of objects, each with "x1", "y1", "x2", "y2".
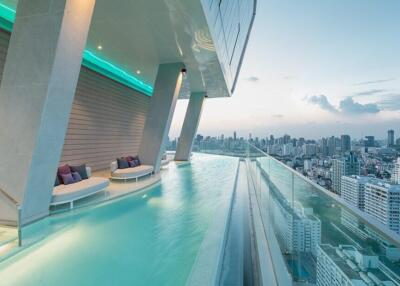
[{"x1": 17, "y1": 206, "x2": 22, "y2": 247}]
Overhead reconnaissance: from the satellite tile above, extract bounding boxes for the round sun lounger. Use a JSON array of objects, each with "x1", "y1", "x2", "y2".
[
  {"x1": 110, "y1": 161, "x2": 154, "y2": 182},
  {"x1": 51, "y1": 167, "x2": 110, "y2": 209}
]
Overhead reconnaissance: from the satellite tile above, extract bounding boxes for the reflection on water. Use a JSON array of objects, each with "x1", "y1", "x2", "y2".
[{"x1": 0, "y1": 154, "x2": 238, "y2": 286}]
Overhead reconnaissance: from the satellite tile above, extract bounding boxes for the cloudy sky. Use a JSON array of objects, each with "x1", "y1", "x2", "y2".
[{"x1": 170, "y1": 0, "x2": 400, "y2": 140}]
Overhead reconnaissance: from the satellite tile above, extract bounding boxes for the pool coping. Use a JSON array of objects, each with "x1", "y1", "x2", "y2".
[{"x1": 185, "y1": 159, "x2": 240, "y2": 286}]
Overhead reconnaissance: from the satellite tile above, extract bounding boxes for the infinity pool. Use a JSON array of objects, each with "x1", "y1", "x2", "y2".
[{"x1": 0, "y1": 154, "x2": 238, "y2": 286}]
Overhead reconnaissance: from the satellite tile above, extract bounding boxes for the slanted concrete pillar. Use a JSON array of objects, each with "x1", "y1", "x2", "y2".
[
  {"x1": 0, "y1": 0, "x2": 96, "y2": 224},
  {"x1": 138, "y1": 63, "x2": 185, "y2": 173},
  {"x1": 175, "y1": 93, "x2": 205, "y2": 161}
]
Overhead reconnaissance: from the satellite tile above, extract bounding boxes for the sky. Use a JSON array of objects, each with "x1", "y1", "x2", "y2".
[{"x1": 169, "y1": 0, "x2": 400, "y2": 140}]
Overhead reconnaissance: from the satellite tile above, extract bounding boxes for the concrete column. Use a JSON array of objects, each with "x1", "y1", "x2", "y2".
[
  {"x1": 0, "y1": 0, "x2": 96, "y2": 224},
  {"x1": 175, "y1": 93, "x2": 205, "y2": 161},
  {"x1": 138, "y1": 63, "x2": 185, "y2": 173}
]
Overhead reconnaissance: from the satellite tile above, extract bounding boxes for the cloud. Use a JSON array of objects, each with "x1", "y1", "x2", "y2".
[
  {"x1": 305, "y1": 94, "x2": 382, "y2": 115},
  {"x1": 272, "y1": 114, "x2": 284, "y2": 118},
  {"x1": 245, "y1": 76, "x2": 260, "y2": 82},
  {"x1": 306, "y1": 95, "x2": 338, "y2": 113},
  {"x1": 376, "y1": 93, "x2": 400, "y2": 111},
  {"x1": 339, "y1": 97, "x2": 380, "y2": 114},
  {"x1": 354, "y1": 78, "x2": 395, "y2": 86},
  {"x1": 353, "y1": 89, "x2": 387, "y2": 96}
]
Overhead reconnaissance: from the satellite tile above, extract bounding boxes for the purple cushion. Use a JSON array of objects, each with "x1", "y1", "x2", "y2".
[
  {"x1": 72, "y1": 171, "x2": 82, "y2": 182},
  {"x1": 61, "y1": 173, "x2": 75, "y2": 185},
  {"x1": 58, "y1": 164, "x2": 71, "y2": 175},
  {"x1": 57, "y1": 164, "x2": 71, "y2": 183},
  {"x1": 126, "y1": 156, "x2": 134, "y2": 162},
  {"x1": 128, "y1": 160, "x2": 138, "y2": 168},
  {"x1": 70, "y1": 164, "x2": 88, "y2": 180},
  {"x1": 133, "y1": 156, "x2": 141, "y2": 165}
]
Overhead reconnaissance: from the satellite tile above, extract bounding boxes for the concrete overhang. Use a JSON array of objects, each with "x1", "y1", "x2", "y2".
[{"x1": 0, "y1": 0, "x2": 231, "y2": 98}]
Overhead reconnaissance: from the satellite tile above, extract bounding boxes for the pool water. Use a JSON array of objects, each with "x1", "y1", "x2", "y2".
[{"x1": 0, "y1": 154, "x2": 238, "y2": 286}]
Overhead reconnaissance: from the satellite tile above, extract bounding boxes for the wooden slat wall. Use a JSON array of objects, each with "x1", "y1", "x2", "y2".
[
  {"x1": 0, "y1": 30, "x2": 150, "y2": 171},
  {"x1": 60, "y1": 68, "x2": 150, "y2": 171},
  {"x1": 0, "y1": 31, "x2": 10, "y2": 82}
]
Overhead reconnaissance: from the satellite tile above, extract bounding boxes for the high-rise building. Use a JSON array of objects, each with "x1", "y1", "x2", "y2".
[
  {"x1": 387, "y1": 130, "x2": 395, "y2": 147},
  {"x1": 340, "y1": 135, "x2": 351, "y2": 153},
  {"x1": 321, "y1": 138, "x2": 329, "y2": 156},
  {"x1": 316, "y1": 244, "x2": 394, "y2": 286},
  {"x1": 270, "y1": 135, "x2": 275, "y2": 145},
  {"x1": 364, "y1": 179, "x2": 400, "y2": 235},
  {"x1": 394, "y1": 158, "x2": 400, "y2": 184},
  {"x1": 341, "y1": 175, "x2": 372, "y2": 210},
  {"x1": 331, "y1": 152, "x2": 360, "y2": 195},
  {"x1": 283, "y1": 143, "x2": 294, "y2": 156},
  {"x1": 271, "y1": 196, "x2": 321, "y2": 257},
  {"x1": 303, "y1": 143, "x2": 317, "y2": 157},
  {"x1": 283, "y1": 134, "x2": 291, "y2": 144},
  {"x1": 233, "y1": 131, "x2": 237, "y2": 141},
  {"x1": 365, "y1": 136, "x2": 375, "y2": 147},
  {"x1": 328, "y1": 136, "x2": 336, "y2": 156}
]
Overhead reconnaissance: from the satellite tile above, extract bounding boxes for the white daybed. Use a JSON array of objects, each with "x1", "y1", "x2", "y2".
[
  {"x1": 51, "y1": 167, "x2": 109, "y2": 209},
  {"x1": 110, "y1": 161, "x2": 154, "y2": 182}
]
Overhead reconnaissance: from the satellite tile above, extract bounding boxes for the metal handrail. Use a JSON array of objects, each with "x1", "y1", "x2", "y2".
[{"x1": 0, "y1": 187, "x2": 22, "y2": 247}]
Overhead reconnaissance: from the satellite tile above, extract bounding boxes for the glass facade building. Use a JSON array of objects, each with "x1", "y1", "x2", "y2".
[{"x1": 202, "y1": 0, "x2": 256, "y2": 93}]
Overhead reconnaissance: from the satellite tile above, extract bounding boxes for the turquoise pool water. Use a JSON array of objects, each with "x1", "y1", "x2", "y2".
[{"x1": 0, "y1": 154, "x2": 238, "y2": 286}]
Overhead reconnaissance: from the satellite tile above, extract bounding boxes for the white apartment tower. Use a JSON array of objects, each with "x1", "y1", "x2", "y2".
[
  {"x1": 394, "y1": 158, "x2": 400, "y2": 184},
  {"x1": 364, "y1": 179, "x2": 400, "y2": 235},
  {"x1": 331, "y1": 152, "x2": 360, "y2": 195},
  {"x1": 271, "y1": 196, "x2": 321, "y2": 256},
  {"x1": 341, "y1": 175, "x2": 372, "y2": 210}
]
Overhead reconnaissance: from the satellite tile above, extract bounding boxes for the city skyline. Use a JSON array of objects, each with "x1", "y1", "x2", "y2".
[
  {"x1": 169, "y1": 129, "x2": 400, "y2": 142},
  {"x1": 169, "y1": 0, "x2": 400, "y2": 139}
]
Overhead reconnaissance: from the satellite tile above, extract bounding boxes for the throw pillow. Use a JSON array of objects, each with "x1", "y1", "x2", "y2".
[
  {"x1": 117, "y1": 158, "x2": 129, "y2": 169},
  {"x1": 133, "y1": 156, "x2": 141, "y2": 165},
  {"x1": 61, "y1": 173, "x2": 75, "y2": 185},
  {"x1": 72, "y1": 171, "x2": 82, "y2": 182},
  {"x1": 70, "y1": 164, "x2": 88, "y2": 180},
  {"x1": 128, "y1": 160, "x2": 137, "y2": 168}
]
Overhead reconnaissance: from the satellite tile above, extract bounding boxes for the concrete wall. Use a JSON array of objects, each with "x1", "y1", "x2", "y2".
[{"x1": 0, "y1": 29, "x2": 150, "y2": 172}]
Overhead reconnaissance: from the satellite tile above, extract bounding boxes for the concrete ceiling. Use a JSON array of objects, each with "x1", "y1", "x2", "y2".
[{"x1": 3, "y1": 0, "x2": 230, "y2": 98}]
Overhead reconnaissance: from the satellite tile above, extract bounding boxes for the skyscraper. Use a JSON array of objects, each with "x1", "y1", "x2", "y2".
[
  {"x1": 340, "y1": 135, "x2": 351, "y2": 153},
  {"x1": 387, "y1": 129, "x2": 394, "y2": 147},
  {"x1": 321, "y1": 138, "x2": 329, "y2": 156},
  {"x1": 328, "y1": 136, "x2": 336, "y2": 156},
  {"x1": 365, "y1": 136, "x2": 375, "y2": 147},
  {"x1": 331, "y1": 152, "x2": 360, "y2": 195}
]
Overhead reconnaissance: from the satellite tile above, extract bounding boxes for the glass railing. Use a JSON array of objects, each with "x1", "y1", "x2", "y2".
[{"x1": 246, "y1": 143, "x2": 400, "y2": 285}]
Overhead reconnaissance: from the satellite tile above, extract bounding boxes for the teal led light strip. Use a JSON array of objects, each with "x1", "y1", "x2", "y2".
[{"x1": 0, "y1": 3, "x2": 153, "y2": 96}]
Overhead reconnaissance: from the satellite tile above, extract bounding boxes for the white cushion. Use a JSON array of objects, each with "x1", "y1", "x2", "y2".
[
  {"x1": 52, "y1": 177, "x2": 109, "y2": 204},
  {"x1": 112, "y1": 165, "x2": 153, "y2": 179}
]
